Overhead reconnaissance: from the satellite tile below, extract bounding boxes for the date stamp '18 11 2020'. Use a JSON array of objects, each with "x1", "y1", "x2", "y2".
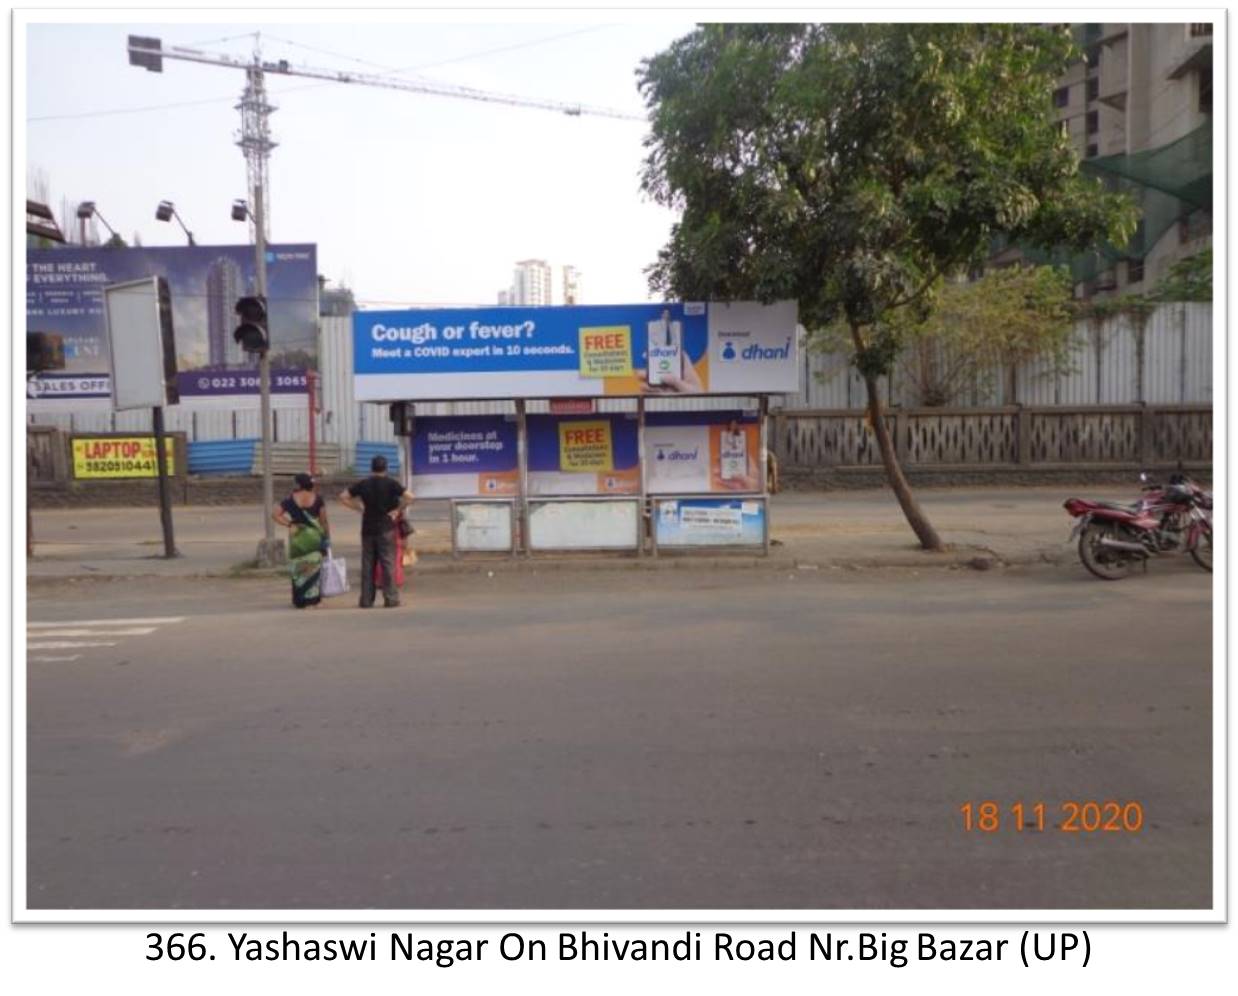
[{"x1": 960, "y1": 801, "x2": 1145, "y2": 833}]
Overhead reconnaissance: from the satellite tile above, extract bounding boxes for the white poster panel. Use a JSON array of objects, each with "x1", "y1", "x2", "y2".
[
  {"x1": 646, "y1": 425, "x2": 711, "y2": 494},
  {"x1": 104, "y1": 278, "x2": 168, "y2": 411},
  {"x1": 453, "y1": 501, "x2": 514, "y2": 552},
  {"x1": 528, "y1": 499, "x2": 640, "y2": 550},
  {"x1": 706, "y1": 300, "x2": 800, "y2": 394}
]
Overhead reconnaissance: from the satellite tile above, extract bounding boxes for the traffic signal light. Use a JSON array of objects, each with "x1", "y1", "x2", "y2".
[
  {"x1": 233, "y1": 296, "x2": 268, "y2": 354},
  {"x1": 389, "y1": 402, "x2": 412, "y2": 436}
]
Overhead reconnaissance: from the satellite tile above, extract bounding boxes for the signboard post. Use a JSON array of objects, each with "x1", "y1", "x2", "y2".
[{"x1": 104, "y1": 276, "x2": 180, "y2": 558}]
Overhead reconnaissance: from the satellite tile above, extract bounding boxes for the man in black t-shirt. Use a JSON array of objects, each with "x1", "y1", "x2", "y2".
[{"x1": 339, "y1": 454, "x2": 414, "y2": 608}]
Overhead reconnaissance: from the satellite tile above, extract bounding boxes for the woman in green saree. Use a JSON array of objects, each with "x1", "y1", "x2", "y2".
[{"x1": 272, "y1": 473, "x2": 330, "y2": 608}]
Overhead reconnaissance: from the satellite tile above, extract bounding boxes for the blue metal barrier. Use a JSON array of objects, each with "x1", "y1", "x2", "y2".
[
  {"x1": 188, "y1": 439, "x2": 259, "y2": 476},
  {"x1": 354, "y1": 441, "x2": 402, "y2": 474}
]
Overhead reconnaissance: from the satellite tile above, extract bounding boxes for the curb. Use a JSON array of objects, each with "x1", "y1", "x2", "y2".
[{"x1": 27, "y1": 546, "x2": 1070, "y2": 584}]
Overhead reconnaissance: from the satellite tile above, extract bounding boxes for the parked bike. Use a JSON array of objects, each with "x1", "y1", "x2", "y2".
[{"x1": 1064, "y1": 473, "x2": 1212, "y2": 580}]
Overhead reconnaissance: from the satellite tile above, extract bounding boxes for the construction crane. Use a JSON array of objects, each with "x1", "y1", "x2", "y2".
[
  {"x1": 126, "y1": 33, "x2": 644, "y2": 567},
  {"x1": 129, "y1": 35, "x2": 644, "y2": 245}
]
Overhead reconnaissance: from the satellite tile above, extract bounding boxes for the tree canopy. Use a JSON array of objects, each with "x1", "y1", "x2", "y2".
[
  {"x1": 638, "y1": 23, "x2": 1137, "y2": 333},
  {"x1": 638, "y1": 23, "x2": 1139, "y2": 550}
]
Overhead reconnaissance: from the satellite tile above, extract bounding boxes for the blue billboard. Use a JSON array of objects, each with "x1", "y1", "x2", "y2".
[
  {"x1": 26, "y1": 244, "x2": 318, "y2": 404},
  {"x1": 353, "y1": 300, "x2": 798, "y2": 401}
]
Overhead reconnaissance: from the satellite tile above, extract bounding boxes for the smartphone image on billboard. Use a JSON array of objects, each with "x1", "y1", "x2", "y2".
[{"x1": 646, "y1": 310, "x2": 683, "y2": 387}]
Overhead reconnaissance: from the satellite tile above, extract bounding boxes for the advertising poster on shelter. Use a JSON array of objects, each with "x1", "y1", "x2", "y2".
[
  {"x1": 645, "y1": 411, "x2": 762, "y2": 494},
  {"x1": 26, "y1": 244, "x2": 317, "y2": 407},
  {"x1": 409, "y1": 415, "x2": 518, "y2": 498},
  {"x1": 656, "y1": 497, "x2": 766, "y2": 547},
  {"x1": 527, "y1": 413, "x2": 640, "y2": 496},
  {"x1": 353, "y1": 301, "x2": 798, "y2": 401}
]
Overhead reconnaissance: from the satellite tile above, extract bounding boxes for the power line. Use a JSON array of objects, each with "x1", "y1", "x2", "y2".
[{"x1": 29, "y1": 93, "x2": 242, "y2": 122}]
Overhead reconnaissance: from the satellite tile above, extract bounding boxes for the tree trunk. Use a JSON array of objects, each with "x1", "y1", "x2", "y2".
[{"x1": 852, "y1": 326, "x2": 944, "y2": 551}]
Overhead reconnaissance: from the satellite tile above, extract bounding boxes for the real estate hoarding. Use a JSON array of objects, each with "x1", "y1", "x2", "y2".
[{"x1": 26, "y1": 244, "x2": 317, "y2": 407}]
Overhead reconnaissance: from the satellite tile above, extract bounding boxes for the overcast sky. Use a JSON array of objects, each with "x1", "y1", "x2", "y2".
[{"x1": 25, "y1": 18, "x2": 696, "y2": 308}]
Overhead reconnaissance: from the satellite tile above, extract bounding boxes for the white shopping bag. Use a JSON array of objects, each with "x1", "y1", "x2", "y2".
[{"x1": 321, "y1": 553, "x2": 349, "y2": 598}]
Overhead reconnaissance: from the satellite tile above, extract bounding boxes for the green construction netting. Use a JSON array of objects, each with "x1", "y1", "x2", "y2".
[{"x1": 996, "y1": 123, "x2": 1212, "y2": 285}]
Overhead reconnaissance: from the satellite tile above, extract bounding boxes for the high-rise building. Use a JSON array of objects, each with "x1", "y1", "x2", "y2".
[
  {"x1": 511, "y1": 259, "x2": 553, "y2": 305},
  {"x1": 562, "y1": 265, "x2": 581, "y2": 305},
  {"x1": 205, "y1": 256, "x2": 245, "y2": 368},
  {"x1": 497, "y1": 289, "x2": 512, "y2": 306},
  {"x1": 1027, "y1": 23, "x2": 1212, "y2": 297}
]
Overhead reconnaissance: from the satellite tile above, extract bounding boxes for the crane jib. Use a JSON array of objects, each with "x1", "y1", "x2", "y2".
[{"x1": 126, "y1": 35, "x2": 642, "y2": 121}]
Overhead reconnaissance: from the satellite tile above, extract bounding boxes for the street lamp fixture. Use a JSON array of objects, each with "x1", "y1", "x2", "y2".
[
  {"x1": 231, "y1": 198, "x2": 253, "y2": 223},
  {"x1": 75, "y1": 201, "x2": 119, "y2": 244},
  {"x1": 155, "y1": 200, "x2": 196, "y2": 246}
]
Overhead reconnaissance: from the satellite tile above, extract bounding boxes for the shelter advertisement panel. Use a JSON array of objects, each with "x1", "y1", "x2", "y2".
[
  {"x1": 409, "y1": 415, "x2": 519, "y2": 498},
  {"x1": 26, "y1": 244, "x2": 317, "y2": 407},
  {"x1": 527, "y1": 413, "x2": 640, "y2": 496},
  {"x1": 353, "y1": 300, "x2": 798, "y2": 400},
  {"x1": 645, "y1": 411, "x2": 762, "y2": 494},
  {"x1": 656, "y1": 497, "x2": 766, "y2": 547}
]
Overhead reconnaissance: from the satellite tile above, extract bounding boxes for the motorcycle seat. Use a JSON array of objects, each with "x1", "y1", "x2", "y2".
[{"x1": 1091, "y1": 500, "x2": 1141, "y2": 512}]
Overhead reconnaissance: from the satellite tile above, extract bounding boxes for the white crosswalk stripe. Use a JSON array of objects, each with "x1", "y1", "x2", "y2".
[
  {"x1": 27, "y1": 616, "x2": 185, "y2": 662},
  {"x1": 27, "y1": 616, "x2": 185, "y2": 628},
  {"x1": 27, "y1": 628, "x2": 158, "y2": 638},
  {"x1": 29, "y1": 641, "x2": 118, "y2": 650}
]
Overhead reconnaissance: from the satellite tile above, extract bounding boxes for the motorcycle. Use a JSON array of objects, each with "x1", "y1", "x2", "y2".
[{"x1": 1064, "y1": 472, "x2": 1213, "y2": 580}]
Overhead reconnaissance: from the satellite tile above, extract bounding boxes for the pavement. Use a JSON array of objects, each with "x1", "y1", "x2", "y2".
[
  {"x1": 26, "y1": 485, "x2": 1100, "y2": 582},
  {"x1": 25, "y1": 560, "x2": 1213, "y2": 909}
]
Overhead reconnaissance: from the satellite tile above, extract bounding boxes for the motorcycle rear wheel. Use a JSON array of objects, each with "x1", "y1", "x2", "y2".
[
  {"x1": 1190, "y1": 523, "x2": 1212, "y2": 573},
  {"x1": 1078, "y1": 521, "x2": 1141, "y2": 580}
]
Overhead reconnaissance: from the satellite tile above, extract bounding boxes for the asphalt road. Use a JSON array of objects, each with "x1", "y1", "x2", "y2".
[{"x1": 25, "y1": 561, "x2": 1213, "y2": 911}]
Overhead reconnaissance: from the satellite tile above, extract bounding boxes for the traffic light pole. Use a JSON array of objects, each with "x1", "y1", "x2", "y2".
[{"x1": 252, "y1": 176, "x2": 284, "y2": 567}]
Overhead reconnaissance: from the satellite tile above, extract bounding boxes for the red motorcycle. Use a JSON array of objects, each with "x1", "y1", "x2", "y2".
[{"x1": 1064, "y1": 473, "x2": 1213, "y2": 580}]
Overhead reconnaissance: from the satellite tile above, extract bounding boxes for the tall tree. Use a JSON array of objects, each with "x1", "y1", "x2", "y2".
[{"x1": 639, "y1": 23, "x2": 1136, "y2": 549}]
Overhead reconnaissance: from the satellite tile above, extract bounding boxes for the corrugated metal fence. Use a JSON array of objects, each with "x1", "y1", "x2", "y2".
[
  {"x1": 783, "y1": 302, "x2": 1212, "y2": 409},
  {"x1": 29, "y1": 304, "x2": 1213, "y2": 471}
]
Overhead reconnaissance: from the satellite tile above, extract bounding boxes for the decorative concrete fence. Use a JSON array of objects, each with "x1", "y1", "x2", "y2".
[{"x1": 772, "y1": 405, "x2": 1212, "y2": 470}]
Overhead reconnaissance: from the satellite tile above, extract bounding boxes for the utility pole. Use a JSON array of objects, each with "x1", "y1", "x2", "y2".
[{"x1": 238, "y1": 53, "x2": 284, "y2": 567}]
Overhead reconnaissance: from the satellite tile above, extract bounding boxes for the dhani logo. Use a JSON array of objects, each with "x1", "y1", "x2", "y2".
[
  {"x1": 719, "y1": 334, "x2": 792, "y2": 361},
  {"x1": 742, "y1": 337, "x2": 792, "y2": 360},
  {"x1": 655, "y1": 446, "x2": 699, "y2": 462}
]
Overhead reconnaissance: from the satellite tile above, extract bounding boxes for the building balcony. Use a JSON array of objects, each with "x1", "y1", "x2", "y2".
[{"x1": 1167, "y1": 25, "x2": 1213, "y2": 80}]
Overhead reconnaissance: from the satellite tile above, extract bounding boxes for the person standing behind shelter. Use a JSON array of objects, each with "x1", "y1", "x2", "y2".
[{"x1": 339, "y1": 455, "x2": 413, "y2": 608}]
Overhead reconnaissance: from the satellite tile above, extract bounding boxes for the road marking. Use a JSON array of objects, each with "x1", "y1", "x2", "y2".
[
  {"x1": 25, "y1": 627, "x2": 157, "y2": 638},
  {"x1": 27, "y1": 616, "x2": 185, "y2": 628},
  {"x1": 31, "y1": 655, "x2": 82, "y2": 662},
  {"x1": 27, "y1": 641, "x2": 118, "y2": 650}
]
